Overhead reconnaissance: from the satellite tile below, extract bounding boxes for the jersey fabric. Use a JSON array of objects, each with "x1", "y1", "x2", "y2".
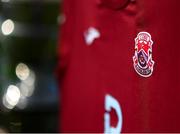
[{"x1": 57, "y1": 0, "x2": 180, "y2": 132}]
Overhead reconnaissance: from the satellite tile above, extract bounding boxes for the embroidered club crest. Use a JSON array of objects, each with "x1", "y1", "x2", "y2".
[{"x1": 133, "y1": 32, "x2": 155, "y2": 77}]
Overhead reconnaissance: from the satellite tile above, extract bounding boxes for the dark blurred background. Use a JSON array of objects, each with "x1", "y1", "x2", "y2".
[{"x1": 0, "y1": 0, "x2": 61, "y2": 132}]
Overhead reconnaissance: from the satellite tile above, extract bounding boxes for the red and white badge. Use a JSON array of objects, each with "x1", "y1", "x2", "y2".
[{"x1": 133, "y1": 32, "x2": 155, "y2": 77}]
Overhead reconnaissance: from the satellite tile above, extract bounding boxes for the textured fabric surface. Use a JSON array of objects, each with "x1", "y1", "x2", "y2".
[{"x1": 57, "y1": 0, "x2": 180, "y2": 132}]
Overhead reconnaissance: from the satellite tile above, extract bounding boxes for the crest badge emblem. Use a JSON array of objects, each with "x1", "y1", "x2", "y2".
[{"x1": 133, "y1": 32, "x2": 155, "y2": 77}]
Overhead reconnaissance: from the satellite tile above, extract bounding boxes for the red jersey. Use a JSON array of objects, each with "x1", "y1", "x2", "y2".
[{"x1": 57, "y1": 0, "x2": 180, "y2": 132}]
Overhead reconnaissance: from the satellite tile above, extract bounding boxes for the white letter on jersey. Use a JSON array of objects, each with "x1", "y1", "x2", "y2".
[
  {"x1": 84, "y1": 27, "x2": 100, "y2": 45},
  {"x1": 104, "y1": 94, "x2": 123, "y2": 134}
]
